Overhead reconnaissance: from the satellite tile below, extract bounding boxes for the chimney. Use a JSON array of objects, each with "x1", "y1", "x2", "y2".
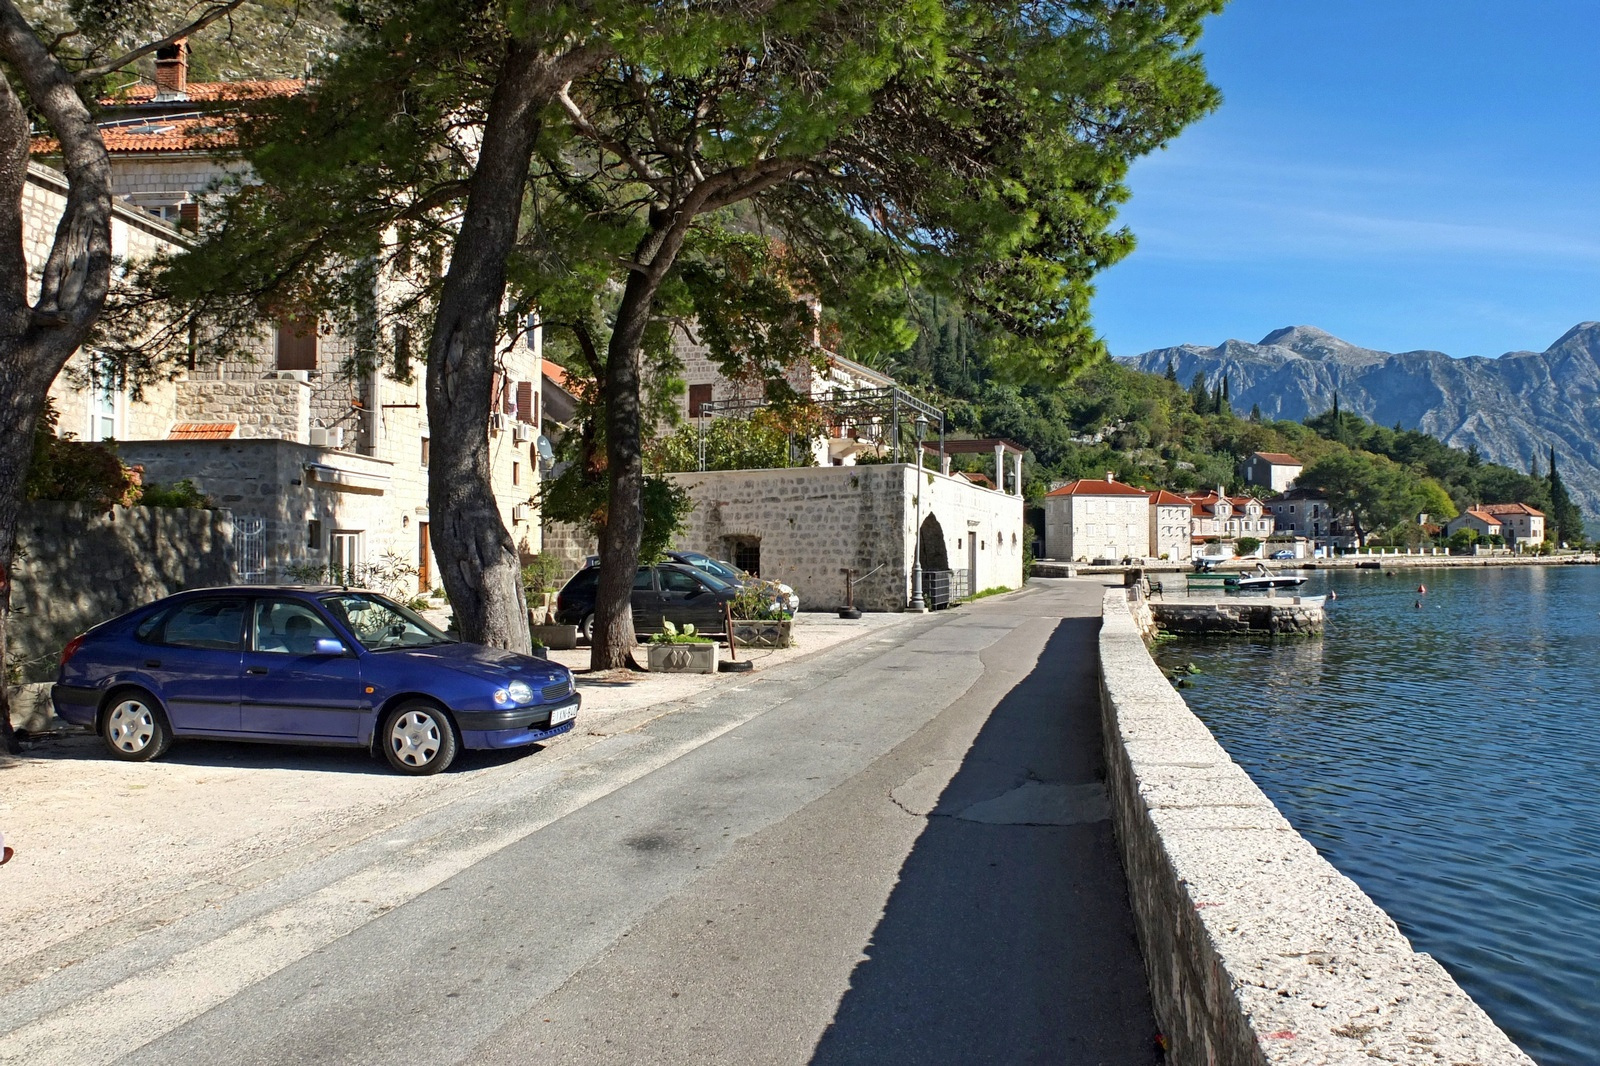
[
  {"x1": 154, "y1": 39, "x2": 189, "y2": 97},
  {"x1": 1105, "y1": 471, "x2": 1115, "y2": 482}
]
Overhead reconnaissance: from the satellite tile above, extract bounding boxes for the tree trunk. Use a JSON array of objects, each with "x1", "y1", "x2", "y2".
[
  {"x1": 0, "y1": 8, "x2": 117, "y2": 749},
  {"x1": 424, "y1": 41, "x2": 564, "y2": 653}
]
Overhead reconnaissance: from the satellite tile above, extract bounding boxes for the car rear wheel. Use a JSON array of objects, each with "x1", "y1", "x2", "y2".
[
  {"x1": 380, "y1": 701, "x2": 458, "y2": 775},
  {"x1": 579, "y1": 612, "x2": 595, "y2": 645},
  {"x1": 100, "y1": 689, "x2": 172, "y2": 762}
]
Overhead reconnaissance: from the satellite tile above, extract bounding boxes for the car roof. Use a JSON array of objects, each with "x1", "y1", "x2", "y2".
[{"x1": 166, "y1": 585, "x2": 369, "y2": 597}]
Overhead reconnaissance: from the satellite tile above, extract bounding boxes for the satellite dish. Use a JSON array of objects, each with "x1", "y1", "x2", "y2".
[{"x1": 535, "y1": 434, "x2": 556, "y2": 474}]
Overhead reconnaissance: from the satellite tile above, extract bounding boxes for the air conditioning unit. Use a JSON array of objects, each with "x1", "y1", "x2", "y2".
[
  {"x1": 512, "y1": 503, "x2": 530, "y2": 523},
  {"x1": 308, "y1": 426, "x2": 328, "y2": 447},
  {"x1": 327, "y1": 427, "x2": 344, "y2": 450},
  {"x1": 512, "y1": 423, "x2": 532, "y2": 443},
  {"x1": 491, "y1": 413, "x2": 512, "y2": 434},
  {"x1": 270, "y1": 370, "x2": 310, "y2": 383}
]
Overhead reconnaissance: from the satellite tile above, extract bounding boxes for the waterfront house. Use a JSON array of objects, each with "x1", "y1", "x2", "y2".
[
  {"x1": 28, "y1": 50, "x2": 542, "y2": 588},
  {"x1": 1147, "y1": 490, "x2": 1193, "y2": 562},
  {"x1": 1184, "y1": 488, "x2": 1275, "y2": 555},
  {"x1": 1477, "y1": 503, "x2": 1545, "y2": 549},
  {"x1": 1239, "y1": 451, "x2": 1303, "y2": 493},
  {"x1": 1043, "y1": 476, "x2": 1153, "y2": 562},
  {"x1": 1266, "y1": 488, "x2": 1358, "y2": 552},
  {"x1": 1446, "y1": 508, "x2": 1504, "y2": 542}
]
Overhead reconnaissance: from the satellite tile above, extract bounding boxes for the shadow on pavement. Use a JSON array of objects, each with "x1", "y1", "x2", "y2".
[
  {"x1": 810, "y1": 617, "x2": 1160, "y2": 1066},
  {"x1": 13, "y1": 732, "x2": 539, "y2": 775}
]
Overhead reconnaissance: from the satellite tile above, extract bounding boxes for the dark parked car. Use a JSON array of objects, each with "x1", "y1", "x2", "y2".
[
  {"x1": 52, "y1": 587, "x2": 579, "y2": 775},
  {"x1": 1270, "y1": 549, "x2": 1296, "y2": 560},
  {"x1": 555, "y1": 562, "x2": 738, "y2": 642},
  {"x1": 665, "y1": 550, "x2": 800, "y2": 613}
]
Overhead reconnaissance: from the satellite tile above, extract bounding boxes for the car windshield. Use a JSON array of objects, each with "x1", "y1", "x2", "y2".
[
  {"x1": 683, "y1": 555, "x2": 744, "y2": 584},
  {"x1": 683, "y1": 567, "x2": 734, "y2": 592},
  {"x1": 320, "y1": 592, "x2": 454, "y2": 651}
]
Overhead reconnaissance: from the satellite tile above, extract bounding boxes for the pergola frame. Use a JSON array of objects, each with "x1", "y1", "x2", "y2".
[{"x1": 694, "y1": 385, "x2": 947, "y2": 471}]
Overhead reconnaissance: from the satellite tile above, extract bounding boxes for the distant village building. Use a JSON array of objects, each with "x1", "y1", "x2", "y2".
[
  {"x1": 1043, "y1": 477, "x2": 1152, "y2": 562},
  {"x1": 1239, "y1": 451, "x2": 1303, "y2": 493},
  {"x1": 1447, "y1": 508, "x2": 1504, "y2": 542},
  {"x1": 1147, "y1": 490, "x2": 1193, "y2": 562},
  {"x1": 1267, "y1": 488, "x2": 1357, "y2": 551},
  {"x1": 1185, "y1": 488, "x2": 1274, "y2": 555},
  {"x1": 1477, "y1": 503, "x2": 1545, "y2": 549}
]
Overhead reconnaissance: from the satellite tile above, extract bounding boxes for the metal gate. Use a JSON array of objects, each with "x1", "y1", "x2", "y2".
[{"x1": 235, "y1": 516, "x2": 268, "y2": 583}]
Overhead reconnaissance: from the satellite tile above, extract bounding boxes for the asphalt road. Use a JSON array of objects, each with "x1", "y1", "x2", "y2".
[{"x1": 3, "y1": 578, "x2": 1159, "y2": 1066}]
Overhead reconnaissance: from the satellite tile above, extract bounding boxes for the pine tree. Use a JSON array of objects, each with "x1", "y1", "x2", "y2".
[
  {"x1": 1164, "y1": 359, "x2": 1177, "y2": 382},
  {"x1": 1249, "y1": 402, "x2": 1262, "y2": 423},
  {"x1": 1219, "y1": 374, "x2": 1231, "y2": 416}
]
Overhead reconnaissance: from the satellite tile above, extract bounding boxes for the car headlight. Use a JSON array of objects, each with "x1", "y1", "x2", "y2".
[{"x1": 507, "y1": 680, "x2": 534, "y2": 705}]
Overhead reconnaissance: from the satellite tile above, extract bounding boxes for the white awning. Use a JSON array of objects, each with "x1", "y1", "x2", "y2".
[{"x1": 303, "y1": 463, "x2": 389, "y2": 495}]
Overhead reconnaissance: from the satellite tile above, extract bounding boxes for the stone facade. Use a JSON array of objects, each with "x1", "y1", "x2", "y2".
[
  {"x1": 666, "y1": 464, "x2": 1024, "y2": 612},
  {"x1": 1043, "y1": 479, "x2": 1153, "y2": 562},
  {"x1": 9, "y1": 502, "x2": 235, "y2": 683},
  {"x1": 176, "y1": 379, "x2": 311, "y2": 441},
  {"x1": 1098, "y1": 590, "x2": 1533, "y2": 1064}
]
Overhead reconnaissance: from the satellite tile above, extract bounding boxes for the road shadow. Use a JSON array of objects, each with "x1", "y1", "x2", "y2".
[
  {"x1": 11, "y1": 732, "x2": 539, "y2": 776},
  {"x1": 809, "y1": 617, "x2": 1160, "y2": 1066}
]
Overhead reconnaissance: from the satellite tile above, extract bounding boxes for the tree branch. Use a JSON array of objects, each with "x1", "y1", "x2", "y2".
[{"x1": 73, "y1": 1, "x2": 248, "y2": 83}]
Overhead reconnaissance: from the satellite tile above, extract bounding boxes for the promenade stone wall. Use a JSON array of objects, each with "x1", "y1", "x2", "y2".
[
  {"x1": 1098, "y1": 589, "x2": 1533, "y2": 1065},
  {"x1": 9, "y1": 502, "x2": 234, "y2": 685},
  {"x1": 666, "y1": 465, "x2": 1023, "y2": 611}
]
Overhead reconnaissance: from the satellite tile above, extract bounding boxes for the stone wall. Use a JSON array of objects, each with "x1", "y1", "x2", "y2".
[
  {"x1": 1097, "y1": 590, "x2": 1533, "y2": 1064},
  {"x1": 9, "y1": 502, "x2": 234, "y2": 684},
  {"x1": 1149, "y1": 599, "x2": 1324, "y2": 635},
  {"x1": 176, "y1": 378, "x2": 311, "y2": 441},
  {"x1": 666, "y1": 464, "x2": 1023, "y2": 611}
]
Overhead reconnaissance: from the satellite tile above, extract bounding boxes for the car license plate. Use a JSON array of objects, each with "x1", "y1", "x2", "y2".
[{"x1": 549, "y1": 702, "x2": 577, "y2": 726}]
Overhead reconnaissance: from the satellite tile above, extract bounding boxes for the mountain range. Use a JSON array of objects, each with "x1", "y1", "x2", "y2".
[{"x1": 1122, "y1": 323, "x2": 1600, "y2": 519}]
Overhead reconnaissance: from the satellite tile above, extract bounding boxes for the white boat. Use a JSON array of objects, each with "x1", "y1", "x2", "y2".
[{"x1": 1225, "y1": 564, "x2": 1308, "y2": 591}]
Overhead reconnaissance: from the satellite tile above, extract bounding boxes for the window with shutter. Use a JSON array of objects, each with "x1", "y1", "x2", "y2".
[
  {"x1": 517, "y1": 380, "x2": 535, "y2": 423},
  {"x1": 688, "y1": 383, "x2": 713, "y2": 417},
  {"x1": 276, "y1": 316, "x2": 318, "y2": 371}
]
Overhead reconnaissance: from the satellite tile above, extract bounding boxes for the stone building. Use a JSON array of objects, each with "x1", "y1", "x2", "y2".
[
  {"x1": 1267, "y1": 488, "x2": 1358, "y2": 551},
  {"x1": 1447, "y1": 508, "x2": 1504, "y2": 543},
  {"x1": 27, "y1": 52, "x2": 544, "y2": 591},
  {"x1": 1239, "y1": 451, "x2": 1303, "y2": 493},
  {"x1": 1147, "y1": 490, "x2": 1193, "y2": 562},
  {"x1": 1184, "y1": 488, "x2": 1274, "y2": 555},
  {"x1": 666, "y1": 464, "x2": 1024, "y2": 612},
  {"x1": 1042, "y1": 477, "x2": 1153, "y2": 563},
  {"x1": 1477, "y1": 502, "x2": 1545, "y2": 548}
]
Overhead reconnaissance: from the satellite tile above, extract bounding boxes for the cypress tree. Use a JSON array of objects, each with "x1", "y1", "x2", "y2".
[
  {"x1": 1249, "y1": 402, "x2": 1262, "y2": 422},
  {"x1": 1219, "y1": 374, "x2": 1232, "y2": 416},
  {"x1": 1549, "y1": 446, "x2": 1584, "y2": 545},
  {"x1": 1164, "y1": 359, "x2": 1177, "y2": 382}
]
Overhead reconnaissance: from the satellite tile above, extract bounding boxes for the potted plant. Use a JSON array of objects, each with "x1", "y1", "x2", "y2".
[
  {"x1": 529, "y1": 636, "x2": 548, "y2": 661},
  {"x1": 523, "y1": 553, "x2": 578, "y2": 649},
  {"x1": 728, "y1": 579, "x2": 795, "y2": 649},
  {"x1": 646, "y1": 620, "x2": 719, "y2": 674}
]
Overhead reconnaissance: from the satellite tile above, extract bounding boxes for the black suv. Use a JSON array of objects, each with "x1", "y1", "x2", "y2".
[{"x1": 555, "y1": 562, "x2": 739, "y2": 643}]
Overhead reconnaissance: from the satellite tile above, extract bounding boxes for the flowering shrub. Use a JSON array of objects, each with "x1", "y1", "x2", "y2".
[{"x1": 730, "y1": 578, "x2": 792, "y2": 620}]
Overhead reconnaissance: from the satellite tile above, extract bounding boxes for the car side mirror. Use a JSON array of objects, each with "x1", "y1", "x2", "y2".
[{"x1": 314, "y1": 638, "x2": 349, "y2": 656}]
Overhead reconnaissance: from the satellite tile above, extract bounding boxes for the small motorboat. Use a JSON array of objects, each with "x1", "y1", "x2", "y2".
[{"x1": 1225, "y1": 563, "x2": 1308, "y2": 591}]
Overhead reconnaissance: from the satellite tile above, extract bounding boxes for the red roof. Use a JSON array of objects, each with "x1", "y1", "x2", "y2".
[
  {"x1": 958, "y1": 471, "x2": 995, "y2": 488},
  {"x1": 1045, "y1": 479, "x2": 1150, "y2": 498},
  {"x1": 102, "y1": 79, "x2": 306, "y2": 105},
  {"x1": 1148, "y1": 489, "x2": 1190, "y2": 505},
  {"x1": 542, "y1": 362, "x2": 581, "y2": 392},
  {"x1": 167, "y1": 422, "x2": 236, "y2": 440},
  {"x1": 1252, "y1": 451, "x2": 1302, "y2": 465},
  {"x1": 89, "y1": 115, "x2": 236, "y2": 154},
  {"x1": 1480, "y1": 502, "x2": 1545, "y2": 518},
  {"x1": 1462, "y1": 509, "x2": 1502, "y2": 527}
]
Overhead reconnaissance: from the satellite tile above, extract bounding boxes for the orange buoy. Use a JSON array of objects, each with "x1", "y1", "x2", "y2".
[{"x1": 1417, "y1": 584, "x2": 1427, "y2": 593}]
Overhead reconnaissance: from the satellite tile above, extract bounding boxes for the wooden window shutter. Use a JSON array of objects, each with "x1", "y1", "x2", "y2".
[
  {"x1": 689, "y1": 383, "x2": 713, "y2": 417},
  {"x1": 517, "y1": 380, "x2": 535, "y2": 423},
  {"x1": 276, "y1": 316, "x2": 318, "y2": 371}
]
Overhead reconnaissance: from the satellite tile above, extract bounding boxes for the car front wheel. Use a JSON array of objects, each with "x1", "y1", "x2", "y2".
[
  {"x1": 380, "y1": 701, "x2": 458, "y2": 775},
  {"x1": 579, "y1": 612, "x2": 595, "y2": 645},
  {"x1": 100, "y1": 689, "x2": 172, "y2": 762}
]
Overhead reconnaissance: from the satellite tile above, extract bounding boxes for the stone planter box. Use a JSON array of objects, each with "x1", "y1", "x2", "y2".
[
  {"x1": 729, "y1": 618, "x2": 794, "y2": 649},
  {"x1": 647, "y1": 641, "x2": 719, "y2": 674},
  {"x1": 529, "y1": 623, "x2": 579, "y2": 650}
]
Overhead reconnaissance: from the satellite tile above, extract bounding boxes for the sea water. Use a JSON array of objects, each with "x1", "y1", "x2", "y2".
[{"x1": 1151, "y1": 564, "x2": 1600, "y2": 1065}]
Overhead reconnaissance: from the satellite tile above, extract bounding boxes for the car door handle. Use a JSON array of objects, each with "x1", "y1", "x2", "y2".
[
  {"x1": 144, "y1": 659, "x2": 161, "y2": 668},
  {"x1": 246, "y1": 667, "x2": 268, "y2": 676}
]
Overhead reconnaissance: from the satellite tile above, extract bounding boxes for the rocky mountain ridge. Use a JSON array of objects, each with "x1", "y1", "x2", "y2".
[{"x1": 1123, "y1": 323, "x2": 1600, "y2": 518}]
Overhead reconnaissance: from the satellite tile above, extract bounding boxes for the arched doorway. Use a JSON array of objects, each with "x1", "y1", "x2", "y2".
[{"x1": 919, "y1": 513, "x2": 952, "y2": 607}]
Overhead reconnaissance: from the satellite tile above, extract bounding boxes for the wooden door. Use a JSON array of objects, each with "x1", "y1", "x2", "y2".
[{"x1": 418, "y1": 522, "x2": 431, "y2": 592}]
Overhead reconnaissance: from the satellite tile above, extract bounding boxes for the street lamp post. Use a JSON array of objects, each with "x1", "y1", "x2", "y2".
[{"x1": 909, "y1": 412, "x2": 929, "y2": 612}]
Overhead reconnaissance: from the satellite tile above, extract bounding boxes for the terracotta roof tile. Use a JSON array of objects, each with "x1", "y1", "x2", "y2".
[
  {"x1": 102, "y1": 79, "x2": 306, "y2": 105},
  {"x1": 33, "y1": 115, "x2": 237, "y2": 156},
  {"x1": 167, "y1": 422, "x2": 236, "y2": 440},
  {"x1": 1045, "y1": 478, "x2": 1150, "y2": 497},
  {"x1": 1480, "y1": 502, "x2": 1545, "y2": 517},
  {"x1": 542, "y1": 363, "x2": 572, "y2": 389},
  {"x1": 1252, "y1": 451, "x2": 1302, "y2": 465},
  {"x1": 1148, "y1": 489, "x2": 1190, "y2": 505}
]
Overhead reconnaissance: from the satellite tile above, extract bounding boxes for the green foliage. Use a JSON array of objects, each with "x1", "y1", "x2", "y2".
[
  {"x1": 1548, "y1": 447, "x2": 1585, "y2": 545},
  {"x1": 520, "y1": 553, "x2": 564, "y2": 597},
  {"x1": 24, "y1": 400, "x2": 138, "y2": 511},
  {"x1": 651, "y1": 415, "x2": 798, "y2": 474},
  {"x1": 1234, "y1": 536, "x2": 1260, "y2": 556},
  {"x1": 541, "y1": 468, "x2": 694, "y2": 565},
  {"x1": 1449, "y1": 528, "x2": 1479, "y2": 551},
  {"x1": 651, "y1": 619, "x2": 713, "y2": 645},
  {"x1": 138, "y1": 479, "x2": 212, "y2": 509}
]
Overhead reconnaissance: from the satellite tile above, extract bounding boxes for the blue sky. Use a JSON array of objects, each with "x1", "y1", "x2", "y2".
[{"x1": 1091, "y1": 0, "x2": 1600, "y2": 359}]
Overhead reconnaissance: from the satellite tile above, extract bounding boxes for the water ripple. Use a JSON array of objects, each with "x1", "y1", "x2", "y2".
[{"x1": 1153, "y1": 565, "x2": 1600, "y2": 1066}]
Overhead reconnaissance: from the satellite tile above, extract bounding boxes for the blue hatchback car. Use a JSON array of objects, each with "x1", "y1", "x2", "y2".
[{"x1": 51, "y1": 587, "x2": 579, "y2": 775}]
